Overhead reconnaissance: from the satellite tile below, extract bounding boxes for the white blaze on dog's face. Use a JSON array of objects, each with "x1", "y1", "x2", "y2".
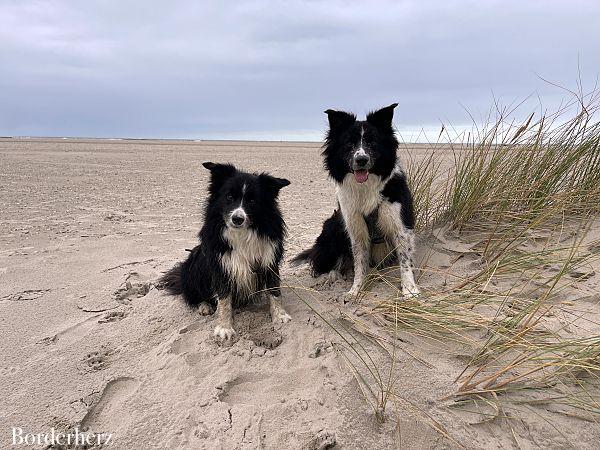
[
  {"x1": 351, "y1": 126, "x2": 371, "y2": 183},
  {"x1": 226, "y1": 184, "x2": 249, "y2": 229},
  {"x1": 223, "y1": 181, "x2": 255, "y2": 229}
]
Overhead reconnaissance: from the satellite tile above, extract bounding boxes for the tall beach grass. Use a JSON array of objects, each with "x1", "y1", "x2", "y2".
[{"x1": 374, "y1": 84, "x2": 600, "y2": 422}]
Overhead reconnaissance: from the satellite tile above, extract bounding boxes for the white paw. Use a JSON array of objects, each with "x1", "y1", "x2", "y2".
[
  {"x1": 198, "y1": 302, "x2": 214, "y2": 316},
  {"x1": 272, "y1": 309, "x2": 292, "y2": 324},
  {"x1": 347, "y1": 286, "x2": 360, "y2": 297},
  {"x1": 213, "y1": 325, "x2": 236, "y2": 340},
  {"x1": 342, "y1": 287, "x2": 361, "y2": 304},
  {"x1": 402, "y1": 285, "x2": 421, "y2": 298}
]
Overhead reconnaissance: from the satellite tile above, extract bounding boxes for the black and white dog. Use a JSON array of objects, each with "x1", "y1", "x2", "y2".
[
  {"x1": 160, "y1": 162, "x2": 292, "y2": 340},
  {"x1": 292, "y1": 103, "x2": 420, "y2": 298}
]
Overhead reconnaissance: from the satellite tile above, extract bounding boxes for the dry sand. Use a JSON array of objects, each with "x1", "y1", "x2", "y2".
[{"x1": 1, "y1": 138, "x2": 599, "y2": 449}]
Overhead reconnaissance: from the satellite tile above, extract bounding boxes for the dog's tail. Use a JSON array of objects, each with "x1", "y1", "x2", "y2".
[
  {"x1": 289, "y1": 248, "x2": 313, "y2": 267},
  {"x1": 157, "y1": 263, "x2": 183, "y2": 295}
]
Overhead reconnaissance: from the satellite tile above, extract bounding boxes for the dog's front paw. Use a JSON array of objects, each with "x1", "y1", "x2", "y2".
[
  {"x1": 402, "y1": 285, "x2": 421, "y2": 298},
  {"x1": 343, "y1": 287, "x2": 361, "y2": 304},
  {"x1": 271, "y1": 309, "x2": 292, "y2": 324},
  {"x1": 347, "y1": 285, "x2": 361, "y2": 296},
  {"x1": 214, "y1": 325, "x2": 236, "y2": 340},
  {"x1": 198, "y1": 302, "x2": 215, "y2": 316}
]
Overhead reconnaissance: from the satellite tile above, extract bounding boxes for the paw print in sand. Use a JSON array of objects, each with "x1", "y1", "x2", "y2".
[{"x1": 98, "y1": 309, "x2": 127, "y2": 324}]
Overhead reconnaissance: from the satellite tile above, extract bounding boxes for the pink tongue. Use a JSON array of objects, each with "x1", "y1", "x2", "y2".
[{"x1": 354, "y1": 170, "x2": 369, "y2": 183}]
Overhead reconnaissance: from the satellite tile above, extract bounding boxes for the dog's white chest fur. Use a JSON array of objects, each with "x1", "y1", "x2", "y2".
[
  {"x1": 336, "y1": 173, "x2": 386, "y2": 215},
  {"x1": 220, "y1": 228, "x2": 277, "y2": 293}
]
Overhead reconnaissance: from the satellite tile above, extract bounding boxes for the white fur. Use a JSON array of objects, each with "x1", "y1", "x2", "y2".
[
  {"x1": 229, "y1": 206, "x2": 247, "y2": 226},
  {"x1": 215, "y1": 228, "x2": 282, "y2": 341},
  {"x1": 335, "y1": 165, "x2": 419, "y2": 297},
  {"x1": 220, "y1": 227, "x2": 277, "y2": 294},
  {"x1": 214, "y1": 295, "x2": 235, "y2": 340},
  {"x1": 337, "y1": 173, "x2": 388, "y2": 294},
  {"x1": 269, "y1": 295, "x2": 292, "y2": 323},
  {"x1": 336, "y1": 172, "x2": 387, "y2": 216},
  {"x1": 354, "y1": 125, "x2": 367, "y2": 159}
]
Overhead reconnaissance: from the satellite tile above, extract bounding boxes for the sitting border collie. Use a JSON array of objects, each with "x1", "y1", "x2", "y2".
[
  {"x1": 160, "y1": 162, "x2": 292, "y2": 340},
  {"x1": 292, "y1": 103, "x2": 420, "y2": 298}
]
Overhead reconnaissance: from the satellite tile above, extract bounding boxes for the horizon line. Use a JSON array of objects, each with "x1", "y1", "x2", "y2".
[{"x1": 0, "y1": 135, "x2": 446, "y2": 145}]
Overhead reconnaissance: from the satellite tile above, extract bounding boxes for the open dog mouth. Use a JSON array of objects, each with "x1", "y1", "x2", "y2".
[{"x1": 353, "y1": 169, "x2": 369, "y2": 183}]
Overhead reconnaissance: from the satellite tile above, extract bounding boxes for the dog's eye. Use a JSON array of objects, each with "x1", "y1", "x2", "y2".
[
  {"x1": 226, "y1": 193, "x2": 234, "y2": 202},
  {"x1": 248, "y1": 198, "x2": 256, "y2": 205}
]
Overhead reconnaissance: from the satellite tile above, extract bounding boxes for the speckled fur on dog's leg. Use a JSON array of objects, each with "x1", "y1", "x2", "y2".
[{"x1": 376, "y1": 202, "x2": 420, "y2": 297}]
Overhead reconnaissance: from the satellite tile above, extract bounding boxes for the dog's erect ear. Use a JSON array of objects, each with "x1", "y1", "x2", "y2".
[
  {"x1": 324, "y1": 109, "x2": 356, "y2": 132},
  {"x1": 202, "y1": 163, "x2": 237, "y2": 197},
  {"x1": 366, "y1": 103, "x2": 398, "y2": 129},
  {"x1": 259, "y1": 173, "x2": 290, "y2": 196},
  {"x1": 202, "y1": 162, "x2": 236, "y2": 179}
]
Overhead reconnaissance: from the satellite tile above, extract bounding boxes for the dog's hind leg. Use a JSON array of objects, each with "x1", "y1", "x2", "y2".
[
  {"x1": 291, "y1": 209, "x2": 352, "y2": 277},
  {"x1": 213, "y1": 296, "x2": 236, "y2": 340},
  {"x1": 198, "y1": 302, "x2": 214, "y2": 316},
  {"x1": 377, "y1": 202, "x2": 420, "y2": 297}
]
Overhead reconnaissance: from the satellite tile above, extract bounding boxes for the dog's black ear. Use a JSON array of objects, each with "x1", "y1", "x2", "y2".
[
  {"x1": 324, "y1": 109, "x2": 356, "y2": 132},
  {"x1": 202, "y1": 162, "x2": 236, "y2": 179},
  {"x1": 259, "y1": 173, "x2": 290, "y2": 196},
  {"x1": 203, "y1": 162, "x2": 237, "y2": 196},
  {"x1": 366, "y1": 103, "x2": 398, "y2": 129}
]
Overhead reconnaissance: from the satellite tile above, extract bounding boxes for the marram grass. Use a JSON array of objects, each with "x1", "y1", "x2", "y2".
[{"x1": 375, "y1": 86, "x2": 600, "y2": 421}]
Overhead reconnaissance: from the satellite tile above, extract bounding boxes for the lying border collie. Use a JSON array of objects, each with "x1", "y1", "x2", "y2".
[
  {"x1": 292, "y1": 103, "x2": 420, "y2": 298},
  {"x1": 160, "y1": 162, "x2": 292, "y2": 340}
]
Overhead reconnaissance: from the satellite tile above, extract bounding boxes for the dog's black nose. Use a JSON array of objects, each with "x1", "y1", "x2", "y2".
[
  {"x1": 355, "y1": 154, "x2": 370, "y2": 167},
  {"x1": 231, "y1": 212, "x2": 245, "y2": 226}
]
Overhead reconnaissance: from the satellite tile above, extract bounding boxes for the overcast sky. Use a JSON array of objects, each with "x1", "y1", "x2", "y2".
[{"x1": 1, "y1": 0, "x2": 598, "y2": 141}]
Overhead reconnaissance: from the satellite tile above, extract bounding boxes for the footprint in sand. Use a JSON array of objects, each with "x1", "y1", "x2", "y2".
[
  {"x1": 40, "y1": 313, "x2": 104, "y2": 346},
  {"x1": 113, "y1": 272, "x2": 153, "y2": 304},
  {"x1": 1, "y1": 288, "x2": 50, "y2": 302},
  {"x1": 98, "y1": 309, "x2": 128, "y2": 324},
  {"x1": 169, "y1": 334, "x2": 198, "y2": 355},
  {"x1": 234, "y1": 310, "x2": 285, "y2": 349},
  {"x1": 217, "y1": 373, "x2": 272, "y2": 404},
  {"x1": 168, "y1": 320, "x2": 205, "y2": 355},
  {"x1": 303, "y1": 430, "x2": 337, "y2": 450},
  {"x1": 80, "y1": 377, "x2": 140, "y2": 433},
  {"x1": 83, "y1": 347, "x2": 113, "y2": 371},
  {"x1": 248, "y1": 326, "x2": 283, "y2": 350}
]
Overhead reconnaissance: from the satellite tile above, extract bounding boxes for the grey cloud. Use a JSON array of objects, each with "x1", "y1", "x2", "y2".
[{"x1": 0, "y1": 0, "x2": 598, "y2": 139}]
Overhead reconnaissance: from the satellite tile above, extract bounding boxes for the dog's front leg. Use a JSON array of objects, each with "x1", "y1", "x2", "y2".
[
  {"x1": 398, "y1": 241, "x2": 420, "y2": 297},
  {"x1": 213, "y1": 296, "x2": 236, "y2": 340},
  {"x1": 265, "y1": 266, "x2": 291, "y2": 323},
  {"x1": 377, "y1": 202, "x2": 420, "y2": 297},
  {"x1": 342, "y1": 209, "x2": 371, "y2": 297}
]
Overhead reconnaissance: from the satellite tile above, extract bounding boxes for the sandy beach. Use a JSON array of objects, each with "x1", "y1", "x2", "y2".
[{"x1": 1, "y1": 138, "x2": 599, "y2": 449}]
